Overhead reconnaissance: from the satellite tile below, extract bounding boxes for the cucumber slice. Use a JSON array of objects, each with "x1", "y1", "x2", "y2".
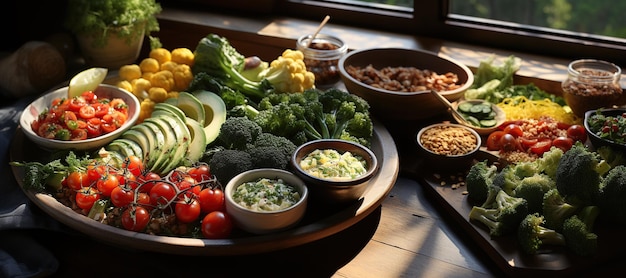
[
  {"x1": 479, "y1": 119, "x2": 498, "y2": 127},
  {"x1": 458, "y1": 102, "x2": 474, "y2": 113}
]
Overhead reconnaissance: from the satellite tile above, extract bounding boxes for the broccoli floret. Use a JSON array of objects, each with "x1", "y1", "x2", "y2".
[
  {"x1": 246, "y1": 133, "x2": 298, "y2": 170},
  {"x1": 208, "y1": 149, "x2": 253, "y2": 185},
  {"x1": 517, "y1": 213, "x2": 566, "y2": 255},
  {"x1": 598, "y1": 165, "x2": 626, "y2": 226},
  {"x1": 247, "y1": 147, "x2": 290, "y2": 170},
  {"x1": 577, "y1": 205, "x2": 600, "y2": 231},
  {"x1": 215, "y1": 116, "x2": 262, "y2": 150},
  {"x1": 469, "y1": 188, "x2": 529, "y2": 237},
  {"x1": 252, "y1": 88, "x2": 373, "y2": 147},
  {"x1": 465, "y1": 160, "x2": 499, "y2": 204},
  {"x1": 535, "y1": 146, "x2": 564, "y2": 180},
  {"x1": 596, "y1": 146, "x2": 626, "y2": 169},
  {"x1": 562, "y1": 215, "x2": 598, "y2": 257},
  {"x1": 513, "y1": 173, "x2": 555, "y2": 214},
  {"x1": 555, "y1": 142, "x2": 608, "y2": 206},
  {"x1": 542, "y1": 188, "x2": 579, "y2": 231}
]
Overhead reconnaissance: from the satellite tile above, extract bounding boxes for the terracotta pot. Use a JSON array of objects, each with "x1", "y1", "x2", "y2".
[{"x1": 76, "y1": 26, "x2": 145, "y2": 69}]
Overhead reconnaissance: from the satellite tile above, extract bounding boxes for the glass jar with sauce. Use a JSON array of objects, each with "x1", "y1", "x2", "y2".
[
  {"x1": 561, "y1": 59, "x2": 624, "y2": 117},
  {"x1": 296, "y1": 34, "x2": 348, "y2": 88}
]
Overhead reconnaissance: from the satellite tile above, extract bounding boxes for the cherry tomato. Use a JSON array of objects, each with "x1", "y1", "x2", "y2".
[
  {"x1": 86, "y1": 164, "x2": 107, "y2": 183},
  {"x1": 529, "y1": 138, "x2": 553, "y2": 155},
  {"x1": 201, "y1": 211, "x2": 233, "y2": 239},
  {"x1": 499, "y1": 133, "x2": 522, "y2": 152},
  {"x1": 567, "y1": 124, "x2": 587, "y2": 142},
  {"x1": 138, "y1": 172, "x2": 161, "y2": 193},
  {"x1": 199, "y1": 187, "x2": 225, "y2": 213},
  {"x1": 92, "y1": 103, "x2": 109, "y2": 118},
  {"x1": 175, "y1": 198, "x2": 201, "y2": 223},
  {"x1": 110, "y1": 185, "x2": 135, "y2": 207},
  {"x1": 121, "y1": 206, "x2": 150, "y2": 232},
  {"x1": 519, "y1": 137, "x2": 538, "y2": 150},
  {"x1": 81, "y1": 91, "x2": 96, "y2": 102},
  {"x1": 486, "y1": 131, "x2": 506, "y2": 151},
  {"x1": 79, "y1": 105, "x2": 96, "y2": 119},
  {"x1": 149, "y1": 182, "x2": 177, "y2": 207},
  {"x1": 69, "y1": 97, "x2": 87, "y2": 111},
  {"x1": 75, "y1": 186, "x2": 100, "y2": 211},
  {"x1": 97, "y1": 174, "x2": 120, "y2": 197},
  {"x1": 552, "y1": 136, "x2": 574, "y2": 152},
  {"x1": 136, "y1": 192, "x2": 151, "y2": 207},
  {"x1": 70, "y1": 128, "x2": 88, "y2": 140},
  {"x1": 188, "y1": 164, "x2": 211, "y2": 182},
  {"x1": 66, "y1": 171, "x2": 89, "y2": 191},
  {"x1": 123, "y1": 155, "x2": 144, "y2": 177},
  {"x1": 503, "y1": 123, "x2": 524, "y2": 137}
]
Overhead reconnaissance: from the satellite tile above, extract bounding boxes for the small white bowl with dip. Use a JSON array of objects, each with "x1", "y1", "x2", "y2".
[
  {"x1": 291, "y1": 139, "x2": 378, "y2": 205},
  {"x1": 224, "y1": 168, "x2": 308, "y2": 234}
]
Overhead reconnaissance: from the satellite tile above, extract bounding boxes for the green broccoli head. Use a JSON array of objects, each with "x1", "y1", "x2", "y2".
[
  {"x1": 598, "y1": 165, "x2": 626, "y2": 226},
  {"x1": 542, "y1": 188, "x2": 579, "y2": 231},
  {"x1": 247, "y1": 146, "x2": 290, "y2": 170},
  {"x1": 562, "y1": 215, "x2": 598, "y2": 257},
  {"x1": 208, "y1": 149, "x2": 253, "y2": 185},
  {"x1": 216, "y1": 116, "x2": 262, "y2": 150},
  {"x1": 513, "y1": 173, "x2": 555, "y2": 214},
  {"x1": 555, "y1": 142, "x2": 606, "y2": 206},
  {"x1": 469, "y1": 189, "x2": 528, "y2": 237},
  {"x1": 492, "y1": 166, "x2": 522, "y2": 196},
  {"x1": 465, "y1": 160, "x2": 498, "y2": 204},
  {"x1": 535, "y1": 146, "x2": 564, "y2": 180},
  {"x1": 517, "y1": 213, "x2": 566, "y2": 255}
]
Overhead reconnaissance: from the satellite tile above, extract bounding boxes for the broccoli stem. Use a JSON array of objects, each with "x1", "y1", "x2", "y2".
[{"x1": 536, "y1": 227, "x2": 566, "y2": 245}]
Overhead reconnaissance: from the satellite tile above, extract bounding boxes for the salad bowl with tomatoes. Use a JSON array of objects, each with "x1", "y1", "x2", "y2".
[{"x1": 20, "y1": 84, "x2": 139, "y2": 151}]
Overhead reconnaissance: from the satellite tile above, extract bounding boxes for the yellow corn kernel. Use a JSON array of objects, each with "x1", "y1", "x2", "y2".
[
  {"x1": 119, "y1": 64, "x2": 142, "y2": 81},
  {"x1": 148, "y1": 87, "x2": 168, "y2": 103},
  {"x1": 171, "y1": 48, "x2": 195, "y2": 66},
  {"x1": 149, "y1": 48, "x2": 172, "y2": 65},
  {"x1": 140, "y1": 58, "x2": 160, "y2": 73}
]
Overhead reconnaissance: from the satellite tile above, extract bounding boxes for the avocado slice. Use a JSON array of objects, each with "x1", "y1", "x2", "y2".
[
  {"x1": 139, "y1": 121, "x2": 165, "y2": 171},
  {"x1": 176, "y1": 92, "x2": 206, "y2": 126},
  {"x1": 184, "y1": 117, "x2": 207, "y2": 163},
  {"x1": 121, "y1": 129, "x2": 150, "y2": 161},
  {"x1": 191, "y1": 90, "x2": 227, "y2": 145},
  {"x1": 143, "y1": 116, "x2": 178, "y2": 174},
  {"x1": 158, "y1": 114, "x2": 191, "y2": 173},
  {"x1": 152, "y1": 102, "x2": 186, "y2": 122}
]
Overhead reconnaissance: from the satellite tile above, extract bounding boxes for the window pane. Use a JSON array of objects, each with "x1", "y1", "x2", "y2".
[
  {"x1": 325, "y1": 0, "x2": 413, "y2": 9},
  {"x1": 449, "y1": 0, "x2": 626, "y2": 39}
]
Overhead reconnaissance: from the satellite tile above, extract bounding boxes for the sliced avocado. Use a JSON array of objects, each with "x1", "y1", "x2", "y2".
[
  {"x1": 157, "y1": 114, "x2": 191, "y2": 173},
  {"x1": 177, "y1": 92, "x2": 206, "y2": 126},
  {"x1": 107, "y1": 138, "x2": 143, "y2": 159},
  {"x1": 121, "y1": 129, "x2": 150, "y2": 161},
  {"x1": 152, "y1": 102, "x2": 186, "y2": 122},
  {"x1": 184, "y1": 117, "x2": 207, "y2": 163},
  {"x1": 139, "y1": 121, "x2": 165, "y2": 171},
  {"x1": 144, "y1": 116, "x2": 178, "y2": 174},
  {"x1": 191, "y1": 90, "x2": 227, "y2": 145}
]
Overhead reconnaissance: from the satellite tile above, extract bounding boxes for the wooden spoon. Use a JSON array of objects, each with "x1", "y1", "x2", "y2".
[
  {"x1": 429, "y1": 90, "x2": 471, "y2": 125},
  {"x1": 306, "y1": 15, "x2": 331, "y2": 48}
]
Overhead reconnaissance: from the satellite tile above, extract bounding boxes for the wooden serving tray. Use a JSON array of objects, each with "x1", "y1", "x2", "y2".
[
  {"x1": 10, "y1": 120, "x2": 400, "y2": 256},
  {"x1": 404, "y1": 149, "x2": 626, "y2": 277}
]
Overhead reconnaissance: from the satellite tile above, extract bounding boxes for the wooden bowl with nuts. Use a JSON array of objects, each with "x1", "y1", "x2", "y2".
[{"x1": 416, "y1": 122, "x2": 482, "y2": 171}]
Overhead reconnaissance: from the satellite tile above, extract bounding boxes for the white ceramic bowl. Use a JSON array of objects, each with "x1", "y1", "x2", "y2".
[
  {"x1": 20, "y1": 84, "x2": 140, "y2": 151},
  {"x1": 339, "y1": 47, "x2": 474, "y2": 120},
  {"x1": 291, "y1": 139, "x2": 378, "y2": 205},
  {"x1": 225, "y1": 168, "x2": 308, "y2": 234}
]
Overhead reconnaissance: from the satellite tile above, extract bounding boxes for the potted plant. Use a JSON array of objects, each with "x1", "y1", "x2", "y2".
[{"x1": 64, "y1": 0, "x2": 162, "y2": 69}]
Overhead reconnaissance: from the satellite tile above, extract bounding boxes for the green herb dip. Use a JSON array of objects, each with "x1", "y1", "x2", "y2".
[
  {"x1": 299, "y1": 149, "x2": 367, "y2": 180},
  {"x1": 233, "y1": 178, "x2": 301, "y2": 212}
]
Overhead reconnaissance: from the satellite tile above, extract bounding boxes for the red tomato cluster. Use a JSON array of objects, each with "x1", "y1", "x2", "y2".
[
  {"x1": 63, "y1": 156, "x2": 232, "y2": 239},
  {"x1": 486, "y1": 120, "x2": 587, "y2": 156},
  {"x1": 31, "y1": 91, "x2": 129, "y2": 141}
]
